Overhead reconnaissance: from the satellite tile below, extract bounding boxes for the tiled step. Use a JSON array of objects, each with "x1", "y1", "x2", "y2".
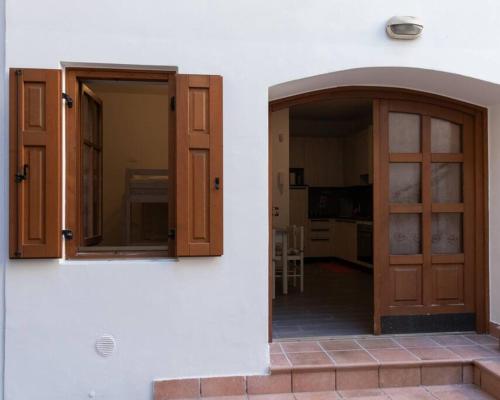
[
  {"x1": 154, "y1": 334, "x2": 500, "y2": 400},
  {"x1": 474, "y1": 358, "x2": 500, "y2": 399}
]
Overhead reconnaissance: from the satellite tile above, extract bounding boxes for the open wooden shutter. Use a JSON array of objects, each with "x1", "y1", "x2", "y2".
[
  {"x1": 175, "y1": 74, "x2": 223, "y2": 256},
  {"x1": 9, "y1": 69, "x2": 62, "y2": 258}
]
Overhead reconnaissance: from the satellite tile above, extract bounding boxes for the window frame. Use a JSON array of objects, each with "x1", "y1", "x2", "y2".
[{"x1": 65, "y1": 68, "x2": 176, "y2": 259}]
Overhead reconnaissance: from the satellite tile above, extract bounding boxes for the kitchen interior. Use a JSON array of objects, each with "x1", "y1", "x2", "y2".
[{"x1": 271, "y1": 98, "x2": 374, "y2": 339}]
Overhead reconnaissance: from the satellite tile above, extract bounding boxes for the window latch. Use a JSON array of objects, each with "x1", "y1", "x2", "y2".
[
  {"x1": 167, "y1": 229, "x2": 176, "y2": 240},
  {"x1": 62, "y1": 229, "x2": 73, "y2": 240},
  {"x1": 15, "y1": 164, "x2": 29, "y2": 183},
  {"x1": 170, "y1": 96, "x2": 176, "y2": 111},
  {"x1": 62, "y1": 93, "x2": 73, "y2": 108},
  {"x1": 214, "y1": 177, "x2": 220, "y2": 190}
]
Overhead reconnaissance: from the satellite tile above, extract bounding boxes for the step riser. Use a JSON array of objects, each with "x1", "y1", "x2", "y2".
[{"x1": 154, "y1": 363, "x2": 476, "y2": 399}]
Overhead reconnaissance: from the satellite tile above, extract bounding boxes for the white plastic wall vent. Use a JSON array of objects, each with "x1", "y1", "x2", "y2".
[{"x1": 95, "y1": 334, "x2": 116, "y2": 357}]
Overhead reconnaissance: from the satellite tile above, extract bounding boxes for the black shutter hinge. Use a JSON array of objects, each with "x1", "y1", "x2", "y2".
[
  {"x1": 62, "y1": 229, "x2": 73, "y2": 240},
  {"x1": 15, "y1": 69, "x2": 22, "y2": 76},
  {"x1": 168, "y1": 229, "x2": 176, "y2": 240},
  {"x1": 62, "y1": 93, "x2": 73, "y2": 108},
  {"x1": 170, "y1": 96, "x2": 176, "y2": 111},
  {"x1": 15, "y1": 164, "x2": 29, "y2": 183}
]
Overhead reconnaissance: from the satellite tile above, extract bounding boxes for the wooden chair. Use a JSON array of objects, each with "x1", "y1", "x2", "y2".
[
  {"x1": 272, "y1": 226, "x2": 304, "y2": 297},
  {"x1": 286, "y1": 225, "x2": 304, "y2": 293},
  {"x1": 272, "y1": 228, "x2": 284, "y2": 299}
]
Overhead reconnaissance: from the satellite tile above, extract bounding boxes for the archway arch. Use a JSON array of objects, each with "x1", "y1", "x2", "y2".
[{"x1": 268, "y1": 69, "x2": 491, "y2": 339}]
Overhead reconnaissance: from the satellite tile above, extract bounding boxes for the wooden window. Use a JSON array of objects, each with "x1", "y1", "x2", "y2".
[
  {"x1": 81, "y1": 85, "x2": 103, "y2": 246},
  {"x1": 10, "y1": 68, "x2": 223, "y2": 259},
  {"x1": 62, "y1": 69, "x2": 223, "y2": 258},
  {"x1": 9, "y1": 69, "x2": 62, "y2": 258}
]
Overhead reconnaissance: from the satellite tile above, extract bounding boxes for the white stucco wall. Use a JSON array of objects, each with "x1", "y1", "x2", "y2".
[{"x1": 3, "y1": 1, "x2": 500, "y2": 399}]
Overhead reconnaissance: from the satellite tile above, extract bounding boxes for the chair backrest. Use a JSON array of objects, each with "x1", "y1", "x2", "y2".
[{"x1": 288, "y1": 225, "x2": 304, "y2": 252}]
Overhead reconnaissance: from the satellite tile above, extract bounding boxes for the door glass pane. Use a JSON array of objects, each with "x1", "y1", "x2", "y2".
[
  {"x1": 431, "y1": 163, "x2": 463, "y2": 203},
  {"x1": 431, "y1": 118, "x2": 462, "y2": 153},
  {"x1": 432, "y1": 213, "x2": 463, "y2": 254},
  {"x1": 390, "y1": 163, "x2": 421, "y2": 203},
  {"x1": 390, "y1": 214, "x2": 422, "y2": 255},
  {"x1": 389, "y1": 112, "x2": 421, "y2": 153}
]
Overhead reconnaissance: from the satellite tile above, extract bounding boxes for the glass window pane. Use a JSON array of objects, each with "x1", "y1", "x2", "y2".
[
  {"x1": 390, "y1": 163, "x2": 421, "y2": 203},
  {"x1": 390, "y1": 214, "x2": 422, "y2": 255},
  {"x1": 431, "y1": 118, "x2": 462, "y2": 153},
  {"x1": 83, "y1": 145, "x2": 93, "y2": 238},
  {"x1": 432, "y1": 213, "x2": 463, "y2": 254},
  {"x1": 431, "y1": 163, "x2": 463, "y2": 203},
  {"x1": 389, "y1": 112, "x2": 421, "y2": 153}
]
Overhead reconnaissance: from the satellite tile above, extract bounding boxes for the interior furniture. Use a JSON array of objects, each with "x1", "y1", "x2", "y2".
[
  {"x1": 272, "y1": 225, "x2": 304, "y2": 297},
  {"x1": 272, "y1": 227, "x2": 288, "y2": 298},
  {"x1": 124, "y1": 169, "x2": 168, "y2": 244},
  {"x1": 287, "y1": 225, "x2": 304, "y2": 293}
]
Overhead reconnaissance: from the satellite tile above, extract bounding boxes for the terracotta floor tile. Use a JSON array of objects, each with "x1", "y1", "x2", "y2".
[
  {"x1": 356, "y1": 338, "x2": 399, "y2": 349},
  {"x1": 394, "y1": 336, "x2": 440, "y2": 348},
  {"x1": 430, "y1": 335, "x2": 475, "y2": 346},
  {"x1": 271, "y1": 354, "x2": 291, "y2": 368},
  {"x1": 407, "y1": 347, "x2": 461, "y2": 361},
  {"x1": 286, "y1": 351, "x2": 333, "y2": 367},
  {"x1": 425, "y1": 384, "x2": 495, "y2": 400},
  {"x1": 477, "y1": 358, "x2": 500, "y2": 374},
  {"x1": 319, "y1": 340, "x2": 362, "y2": 351},
  {"x1": 293, "y1": 391, "x2": 340, "y2": 400},
  {"x1": 421, "y1": 365, "x2": 462, "y2": 386},
  {"x1": 281, "y1": 341, "x2": 322, "y2": 353},
  {"x1": 338, "y1": 388, "x2": 387, "y2": 398},
  {"x1": 447, "y1": 345, "x2": 496, "y2": 359},
  {"x1": 383, "y1": 386, "x2": 435, "y2": 400},
  {"x1": 328, "y1": 350, "x2": 377, "y2": 365},
  {"x1": 368, "y1": 348, "x2": 419, "y2": 363},
  {"x1": 204, "y1": 396, "x2": 247, "y2": 400},
  {"x1": 248, "y1": 394, "x2": 295, "y2": 400},
  {"x1": 482, "y1": 344, "x2": 500, "y2": 355},
  {"x1": 464, "y1": 335, "x2": 499, "y2": 345},
  {"x1": 247, "y1": 374, "x2": 291, "y2": 395},
  {"x1": 201, "y1": 376, "x2": 246, "y2": 397},
  {"x1": 270, "y1": 343, "x2": 284, "y2": 354},
  {"x1": 292, "y1": 371, "x2": 335, "y2": 392}
]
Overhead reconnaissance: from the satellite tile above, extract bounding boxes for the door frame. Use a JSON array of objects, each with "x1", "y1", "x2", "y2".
[{"x1": 268, "y1": 86, "x2": 489, "y2": 341}]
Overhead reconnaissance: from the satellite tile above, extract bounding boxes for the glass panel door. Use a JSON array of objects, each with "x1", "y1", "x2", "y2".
[{"x1": 375, "y1": 99, "x2": 475, "y2": 333}]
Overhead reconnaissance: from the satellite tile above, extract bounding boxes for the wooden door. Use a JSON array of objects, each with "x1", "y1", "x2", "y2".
[{"x1": 374, "y1": 99, "x2": 476, "y2": 333}]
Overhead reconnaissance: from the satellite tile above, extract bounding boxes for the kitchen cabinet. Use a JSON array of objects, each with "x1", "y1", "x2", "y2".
[
  {"x1": 343, "y1": 127, "x2": 373, "y2": 186},
  {"x1": 290, "y1": 136, "x2": 343, "y2": 187},
  {"x1": 307, "y1": 218, "x2": 332, "y2": 257},
  {"x1": 332, "y1": 219, "x2": 358, "y2": 263},
  {"x1": 290, "y1": 187, "x2": 308, "y2": 227}
]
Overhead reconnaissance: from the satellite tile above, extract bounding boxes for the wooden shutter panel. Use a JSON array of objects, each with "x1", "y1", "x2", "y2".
[
  {"x1": 175, "y1": 74, "x2": 223, "y2": 256},
  {"x1": 9, "y1": 69, "x2": 62, "y2": 258}
]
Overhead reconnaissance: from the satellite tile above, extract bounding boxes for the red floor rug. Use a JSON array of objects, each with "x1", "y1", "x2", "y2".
[{"x1": 318, "y1": 262, "x2": 359, "y2": 273}]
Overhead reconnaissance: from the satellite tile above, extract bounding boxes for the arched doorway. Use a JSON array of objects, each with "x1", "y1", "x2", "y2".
[{"x1": 269, "y1": 85, "x2": 488, "y2": 340}]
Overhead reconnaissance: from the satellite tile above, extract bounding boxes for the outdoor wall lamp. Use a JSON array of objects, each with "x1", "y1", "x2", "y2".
[{"x1": 386, "y1": 16, "x2": 423, "y2": 39}]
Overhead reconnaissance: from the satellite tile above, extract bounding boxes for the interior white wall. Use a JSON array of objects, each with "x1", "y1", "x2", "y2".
[
  {"x1": 3, "y1": 1, "x2": 500, "y2": 399},
  {"x1": 270, "y1": 109, "x2": 290, "y2": 228}
]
